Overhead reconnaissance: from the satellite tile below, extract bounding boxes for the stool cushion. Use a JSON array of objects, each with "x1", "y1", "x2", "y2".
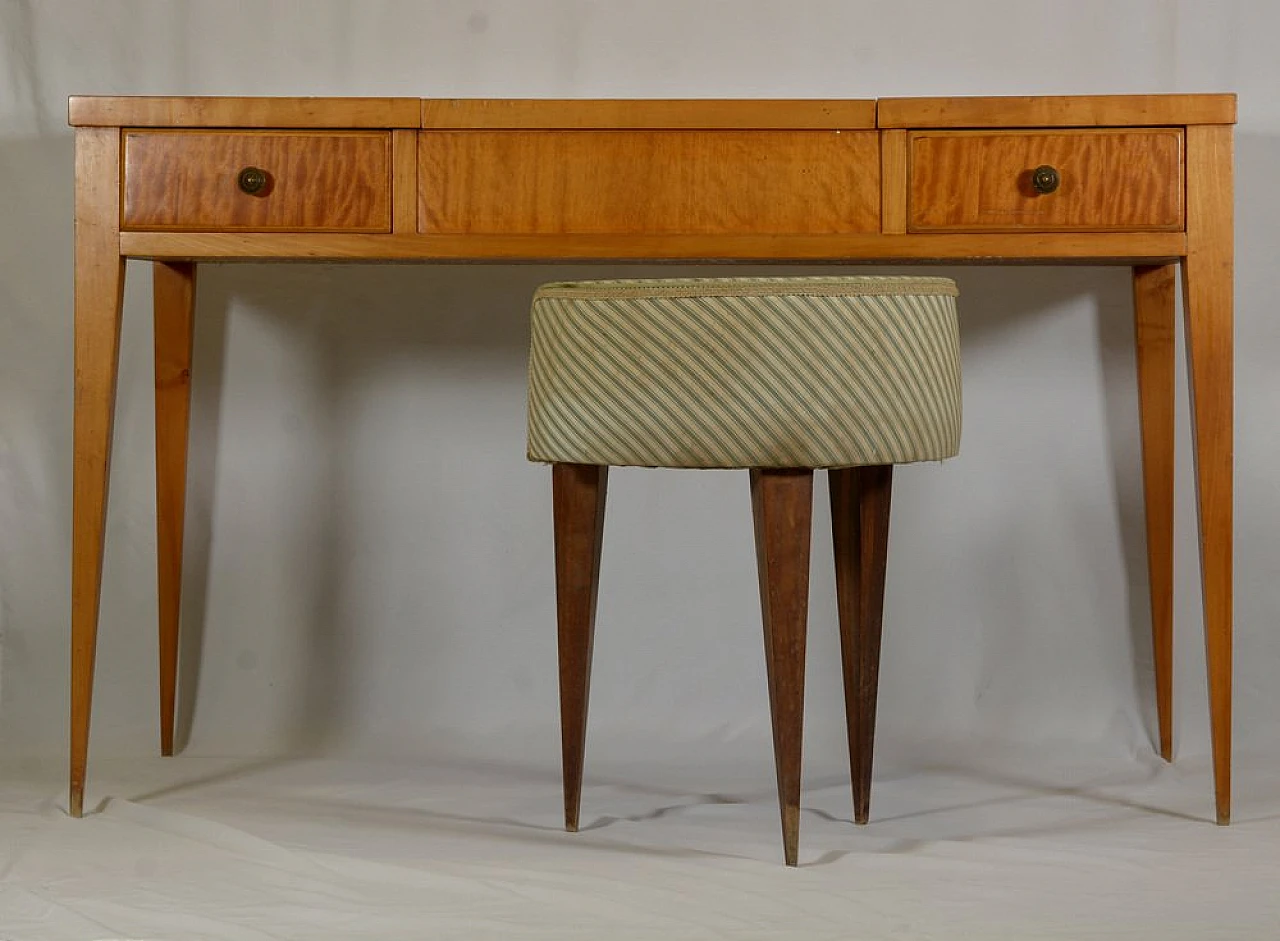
[{"x1": 527, "y1": 276, "x2": 961, "y2": 469}]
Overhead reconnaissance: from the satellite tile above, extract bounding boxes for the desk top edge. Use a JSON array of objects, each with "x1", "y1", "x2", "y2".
[
  {"x1": 68, "y1": 94, "x2": 1237, "y2": 129},
  {"x1": 878, "y1": 93, "x2": 1236, "y2": 127},
  {"x1": 69, "y1": 96, "x2": 877, "y2": 129}
]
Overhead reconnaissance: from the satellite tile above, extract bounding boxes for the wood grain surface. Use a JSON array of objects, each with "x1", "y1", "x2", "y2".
[
  {"x1": 119, "y1": 230, "x2": 1187, "y2": 263},
  {"x1": 1132, "y1": 263, "x2": 1177, "y2": 763},
  {"x1": 908, "y1": 129, "x2": 1183, "y2": 232},
  {"x1": 421, "y1": 98, "x2": 877, "y2": 129},
  {"x1": 879, "y1": 94, "x2": 1236, "y2": 128},
  {"x1": 70, "y1": 95, "x2": 420, "y2": 128},
  {"x1": 830, "y1": 465, "x2": 893, "y2": 826},
  {"x1": 70, "y1": 127, "x2": 126, "y2": 818},
  {"x1": 153, "y1": 261, "x2": 197, "y2": 759},
  {"x1": 751, "y1": 468, "x2": 814, "y2": 867},
  {"x1": 419, "y1": 130, "x2": 880, "y2": 236},
  {"x1": 123, "y1": 131, "x2": 391, "y2": 232},
  {"x1": 552, "y1": 463, "x2": 609, "y2": 834},
  {"x1": 1181, "y1": 125, "x2": 1235, "y2": 825}
]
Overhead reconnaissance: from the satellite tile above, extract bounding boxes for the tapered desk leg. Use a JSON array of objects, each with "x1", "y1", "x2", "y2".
[
  {"x1": 71, "y1": 128, "x2": 126, "y2": 817},
  {"x1": 1182, "y1": 125, "x2": 1234, "y2": 825},
  {"x1": 1133, "y1": 264, "x2": 1176, "y2": 761},
  {"x1": 154, "y1": 262, "x2": 197, "y2": 757}
]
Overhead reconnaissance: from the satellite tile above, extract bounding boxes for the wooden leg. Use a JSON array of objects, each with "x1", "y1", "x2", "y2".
[
  {"x1": 1133, "y1": 264, "x2": 1176, "y2": 762},
  {"x1": 1182, "y1": 125, "x2": 1234, "y2": 825},
  {"x1": 552, "y1": 463, "x2": 608, "y2": 832},
  {"x1": 830, "y1": 465, "x2": 893, "y2": 825},
  {"x1": 154, "y1": 262, "x2": 197, "y2": 757},
  {"x1": 71, "y1": 128, "x2": 126, "y2": 817},
  {"x1": 750, "y1": 468, "x2": 813, "y2": 867}
]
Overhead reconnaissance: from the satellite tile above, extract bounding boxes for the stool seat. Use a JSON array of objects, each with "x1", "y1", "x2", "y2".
[
  {"x1": 528, "y1": 275, "x2": 962, "y2": 865},
  {"x1": 528, "y1": 276, "x2": 961, "y2": 468}
]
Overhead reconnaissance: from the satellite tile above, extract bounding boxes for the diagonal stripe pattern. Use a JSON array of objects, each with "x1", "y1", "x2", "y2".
[{"x1": 527, "y1": 277, "x2": 961, "y2": 469}]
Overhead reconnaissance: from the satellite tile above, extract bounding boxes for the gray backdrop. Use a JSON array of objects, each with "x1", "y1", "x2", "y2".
[{"x1": 2, "y1": 1, "x2": 1278, "y2": 790}]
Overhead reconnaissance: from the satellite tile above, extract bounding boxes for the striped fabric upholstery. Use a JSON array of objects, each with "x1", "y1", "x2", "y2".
[{"x1": 527, "y1": 277, "x2": 961, "y2": 469}]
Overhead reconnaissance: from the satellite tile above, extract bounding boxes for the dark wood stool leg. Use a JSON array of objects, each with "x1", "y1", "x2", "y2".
[
  {"x1": 750, "y1": 468, "x2": 814, "y2": 867},
  {"x1": 552, "y1": 462, "x2": 609, "y2": 832},
  {"x1": 830, "y1": 465, "x2": 893, "y2": 825}
]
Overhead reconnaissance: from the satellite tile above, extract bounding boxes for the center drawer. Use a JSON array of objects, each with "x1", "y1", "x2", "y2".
[
  {"x1": 122, "y1": 130, "x2": 392, "y2": 232},
  {"x1": 418, "y1": 130, "x2": 881, "y2": 235},
  {"x1": 907, "y1": 129, "x2": 1184, "y2": 232}
]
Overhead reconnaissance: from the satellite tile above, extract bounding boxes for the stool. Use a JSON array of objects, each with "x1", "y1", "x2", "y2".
[{"x1": 527, "y1": 276, "x2": 961, "y2": 865}]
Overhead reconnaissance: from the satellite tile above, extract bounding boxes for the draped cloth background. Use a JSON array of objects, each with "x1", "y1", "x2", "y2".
[{"x1": 2, "y1": 2, "x2": 1280, "y2": 937}]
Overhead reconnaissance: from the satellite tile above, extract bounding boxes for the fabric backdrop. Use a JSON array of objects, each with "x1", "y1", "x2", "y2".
[{"x1": 2, "y1": 0, "x2": 1278, "y2": 787}]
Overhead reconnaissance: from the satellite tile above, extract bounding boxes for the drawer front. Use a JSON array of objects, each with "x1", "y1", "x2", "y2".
[
  {"x1": 123, "y1": 131, "x2": 392, "y2": 231},
  {"x1": 419, "y1": 130, "x2": 880, "y2": 235},
  {"x1": 907, "y1": 129, "x2": 1183, "y2": 232}
]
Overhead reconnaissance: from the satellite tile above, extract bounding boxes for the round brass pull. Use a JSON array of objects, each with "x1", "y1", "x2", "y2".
[
  {"x1": 237, "y1": 166, "x2": 269, "y2": 196},
  {"x1": 1031, "y1": 165, "x2": 1061, "y2": 195}
]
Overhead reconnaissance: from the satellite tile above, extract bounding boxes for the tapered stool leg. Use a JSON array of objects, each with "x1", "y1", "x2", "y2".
[
  {"x1": 830, "y1": 465, "x2": 893, "y2": 825},
  {"x1": 750, "y1": 468, "x2": 813, "y2": 867},
  {"x1": 552, "y1": 462, "x2": 609, "y2": 832}
]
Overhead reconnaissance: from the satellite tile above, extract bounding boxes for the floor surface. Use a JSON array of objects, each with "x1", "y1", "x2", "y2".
[{"x1": 2, "y1": 744, "x2": 1279, "y2": 940}]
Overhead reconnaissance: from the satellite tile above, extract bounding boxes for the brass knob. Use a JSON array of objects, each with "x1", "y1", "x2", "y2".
[
  {"x1": 237, "y1": 166, "x2": 269, "y2": 195},
  {"x1": 1031, "y1": 165, "x2": 1061, "y2": 195}
]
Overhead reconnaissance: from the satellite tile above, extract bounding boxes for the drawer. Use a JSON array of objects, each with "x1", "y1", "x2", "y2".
[
  {"x1": 122, "y1": 130, "x2": 392, "y2": 231},
  {"x1": 419, "y1": 130, "x2": 880, "y2": 235},
  {"x1": 907, "y1": 129, "x2": 1183, "y2": 232}
]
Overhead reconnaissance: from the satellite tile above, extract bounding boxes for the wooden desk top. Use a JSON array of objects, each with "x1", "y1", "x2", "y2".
[{"x1": 69, "y1": 94, "x2": 1237, "y2": 129}]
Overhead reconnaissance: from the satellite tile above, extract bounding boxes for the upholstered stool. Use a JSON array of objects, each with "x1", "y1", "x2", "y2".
[{"x1": 527, "y1": 276, "x2": 961, "y2": 865}]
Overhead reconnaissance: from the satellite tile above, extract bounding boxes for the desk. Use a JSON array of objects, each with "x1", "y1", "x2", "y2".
[{"x1": 68, "y1": 94, "x2": 1237, "y2": 821}]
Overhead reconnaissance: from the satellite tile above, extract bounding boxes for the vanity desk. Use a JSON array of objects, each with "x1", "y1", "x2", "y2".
[{"x1": 68, "y1": 93, "x2": 1236, "y2": 821}]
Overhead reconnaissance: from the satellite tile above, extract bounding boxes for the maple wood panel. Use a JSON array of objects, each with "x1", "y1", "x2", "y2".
[
  {"x1": 908, "y1": 129, "x2": 1184, "y2": 233},
  {"x1": 70, "y1": 126, "x2": 126, "y2": 818},
  {"x1": 1181, "y1": 124, "x2": 1235, "y2": 824},
  {"x1": 71, "y1": 96, "x2": 420, "y2": 128},
  {"x1": 123, "y1": 131, "x2": 392, "y2": 232},
  {"x1": 419, "y1": 130, "x2": 880, "y2": 236},
  {"x1": 118, "y1": 230, "x2": 1188, "y2": 263},
  {"x1": 879, "y1": 94, "x2": 1236, "y2": 128},
  {"x1": 1132, "y1": 262, "x2": 1177, "y2": 763},
  {"x1": 391, "y1": 129, "x2": 418, "y2": 234},
  {"x1": 422, "y1": 98, "x2": 877, "y2": 129},
  {"x1": 70, "y1": 94, "x2": 1236, "y2": 130},
  {"x1": 152, "y1": 260, "x2": 196, "y2": 759},
  {"x1": 880, "y1": 129, "x2": 908, "y2": 234}
]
